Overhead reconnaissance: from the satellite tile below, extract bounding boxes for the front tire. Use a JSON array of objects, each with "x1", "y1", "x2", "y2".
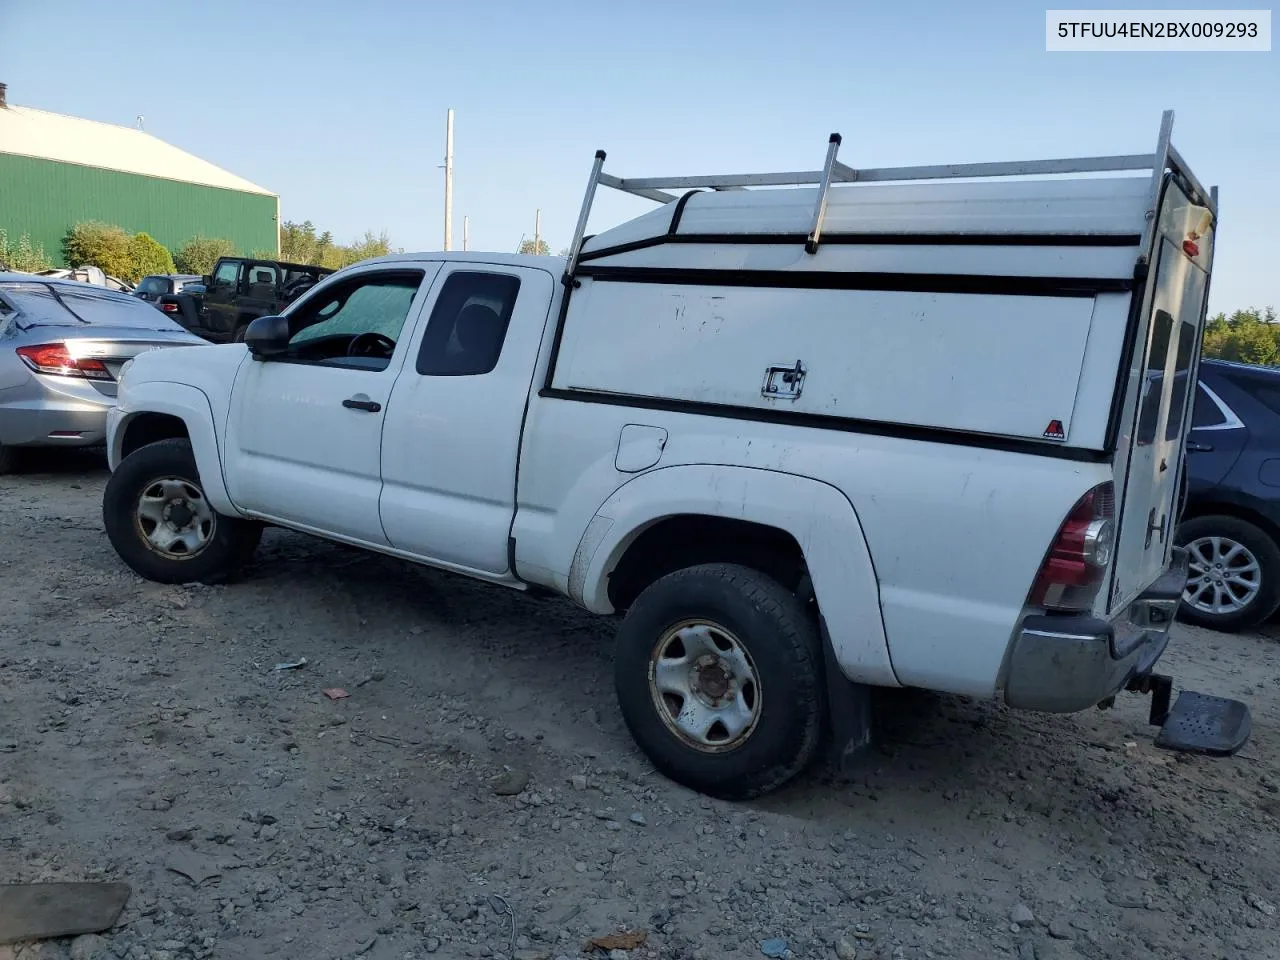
[
  {"x1": 1176, "y1": 514, "x2": 1280, "y2": 632},
  {"x1": 103, "y1": 438, "x2": 261, "y2": 584},
  {"x1": 614, "y1": 563, "x2": 825, "y2": 800}
]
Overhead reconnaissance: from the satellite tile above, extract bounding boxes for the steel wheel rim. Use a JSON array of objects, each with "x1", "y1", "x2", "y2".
[
  {"x1": 648, "y1": 618, "x2": 761, "y2": 754},
  {"x1": 1184, "y1": 535, "x2": 1262, "y2": 616},
  {"x1": 133, "y1": 476, "x2": 216, "y2": 560}
]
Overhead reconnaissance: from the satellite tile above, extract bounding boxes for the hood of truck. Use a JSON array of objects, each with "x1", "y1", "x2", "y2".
[{"x1": 119, "y1": 341, "x2": 249, "y2": 396}]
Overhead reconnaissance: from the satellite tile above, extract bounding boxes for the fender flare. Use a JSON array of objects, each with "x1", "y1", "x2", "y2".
[
  {"x1": 110, "y1": 381, "x2": 239, "y2": 516},
  {"x1": 571, "y1": 464, "x2": 899, "y2": 687}
]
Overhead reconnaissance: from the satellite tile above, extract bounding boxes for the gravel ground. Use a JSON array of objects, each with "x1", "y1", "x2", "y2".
[{"x1": 2, "y1": 451, "x2": 1279, "y2": 960}]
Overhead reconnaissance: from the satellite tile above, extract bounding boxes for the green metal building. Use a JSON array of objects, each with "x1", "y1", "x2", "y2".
[{"x1": 0, "y1": 83, "x2": 278, "y2": 266}]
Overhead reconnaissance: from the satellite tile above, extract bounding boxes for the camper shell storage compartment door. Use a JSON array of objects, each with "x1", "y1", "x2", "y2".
[{"x1": 551, "y1": 276, "x2": 1102, "y2": 446}]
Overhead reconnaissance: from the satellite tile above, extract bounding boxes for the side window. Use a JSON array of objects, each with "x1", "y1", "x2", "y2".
[
  {"x1": 416, "y1": 272, "x2": 521, "y2": 377},
  {"x1": 1163, "y1": 320, "x2": 1197, "y2": 441},
  {"x1": 1191, "y1": 384, "x2": 1228, "y2": 428},
  {"x1": 248, "y1": 264, "x2": 278, "y2": 297},
  {"x1": 212, "y1": 261, "x2": 240, "y2": 289},
  {"x1": 1135, "y1": 309, "x2": 1174, "y2": 446},
  {"x1": 285, "y1": 270, "x2": 424, "y2": 370}
]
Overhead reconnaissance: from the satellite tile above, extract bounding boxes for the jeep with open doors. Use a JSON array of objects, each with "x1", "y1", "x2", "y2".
[
  {"x1": 161, "y1": 256, "x2": 333, "y2": 344},
  {"x1": 99, "y1": 111, "x2": 1249, "y2": 800}
]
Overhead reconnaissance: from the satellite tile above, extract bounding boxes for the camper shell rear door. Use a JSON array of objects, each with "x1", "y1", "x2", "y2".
[{"x1": 1108, "y1": 177, "x2": 1215, "y2": 613}]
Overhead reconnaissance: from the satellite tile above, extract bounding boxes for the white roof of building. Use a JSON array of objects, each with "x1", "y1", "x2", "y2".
[
  {"x1": 0, "y1": 103, "x2": 274, "y2": 196},
  {"x1": 581, "y1": 176, "x2": 1153, "y2": 254}
]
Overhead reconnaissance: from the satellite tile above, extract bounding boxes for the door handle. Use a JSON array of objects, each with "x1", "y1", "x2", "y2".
[
  {"x1": 342, "y1": 397, "x2": 381, "y2": 413},
  {"x1": 1186, "y1": 440, "x2": 1214, "y2": 453}
]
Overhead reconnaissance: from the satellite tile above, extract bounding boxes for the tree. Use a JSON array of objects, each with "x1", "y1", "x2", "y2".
[
  {"x1": 174, "y1": 237, "x2": 236, "y2": 275},
  {"x1": 63, "y1": 221, "x2": 133, "y2": 279},
  {"x1": 0, "y1": 230, "x2": 53, "y2": 273},
  {"x1": 339, "y1": 230, "x2": 393, "y2": 267},
  {"x1": 1202, "y1": 307, "x2": 1280, "y2": 365},
  {"x1": 518, "y1": 238, "x2": 551, "y2": 255},
  {"x1": 280, "y1": 220, "x2": 319, "y2": 264},
  {"x1": 126, "y1": 232, "x2": 176, "y2": 283}
]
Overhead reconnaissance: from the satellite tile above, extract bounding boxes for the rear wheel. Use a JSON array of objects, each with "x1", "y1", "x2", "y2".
[
  {"x1": 1176, "y1": 514, "x2": 1280, "y2": 632},
  {"x1": 232, "y1": 323, "x2": 251, "y2": 343},
  {"x1": 103, "y1": 438, "x2": 261, "y2": 584},
  {"x1": 613, "y1": 563, "x2": 825, "y2": 800}
]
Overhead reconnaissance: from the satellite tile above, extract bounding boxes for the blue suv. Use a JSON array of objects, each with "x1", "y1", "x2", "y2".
[{"x1": 1178, "y1": 358, "x2": 1280, "y2": 631}]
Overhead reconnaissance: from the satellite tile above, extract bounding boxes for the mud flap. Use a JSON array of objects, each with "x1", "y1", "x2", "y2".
[{"x1": 820, "y1": 615, "x2": 876, "y2": 776}]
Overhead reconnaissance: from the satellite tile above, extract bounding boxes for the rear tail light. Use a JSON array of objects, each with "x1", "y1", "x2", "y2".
[
  {"x1": 16, "y1": 343, "x2": 112, "y2": 381},
  {"x1": 1029, "y1": 482, "x2": 1115, "y2": 613},
  {"x1": 160, "y1": 302, "x2": 178, "y2": 313}
]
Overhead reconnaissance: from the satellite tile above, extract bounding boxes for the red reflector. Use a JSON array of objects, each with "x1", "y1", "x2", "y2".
[{"x1": 1183, "y1": 239, "x2": 1200, "y2": 257}]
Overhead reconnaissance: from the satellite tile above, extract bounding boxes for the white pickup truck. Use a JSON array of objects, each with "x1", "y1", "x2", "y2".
[{"x1": 101, "y1": 112, "x2": 1250, "y2": 800}]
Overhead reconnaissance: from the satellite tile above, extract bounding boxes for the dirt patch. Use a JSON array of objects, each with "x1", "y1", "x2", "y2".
[{"x1": 2, "y1": 452, "x2": 1279, "y2": 960}]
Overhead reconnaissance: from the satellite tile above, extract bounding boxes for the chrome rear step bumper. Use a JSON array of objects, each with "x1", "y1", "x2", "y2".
[{"x1": 1004, "y1": 547, "x2": 1187, "y2": 713}]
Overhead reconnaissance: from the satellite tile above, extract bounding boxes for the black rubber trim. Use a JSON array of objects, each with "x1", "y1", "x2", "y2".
[
  {"x1": 574, "y1": 265, "x2": 1131, "y2": 298},
  {"x1": 576, "y1": 231, "x2": 1143, "y2": 264},
  {"x1": 540, "y1": 272, "x2": 577, "y2": 393},
  {"x1": 538, "y1": 387, "x2": 1111, "y2": 463},
  {"x1": 667, "y1": 190, "x2": 703, "y2": 235}
]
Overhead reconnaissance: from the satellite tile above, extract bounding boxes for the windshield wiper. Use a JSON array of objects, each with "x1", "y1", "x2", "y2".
[{"x1": 8, "y1": 281, "x2": 93, "y2": 324}]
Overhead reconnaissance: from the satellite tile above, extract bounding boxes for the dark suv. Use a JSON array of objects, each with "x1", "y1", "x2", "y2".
[{"x1": 1177, "y1": 358, "x2": 1280, "y2": 631}]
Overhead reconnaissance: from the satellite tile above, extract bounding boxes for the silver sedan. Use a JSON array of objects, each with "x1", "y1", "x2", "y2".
[{"x1": 0, "y1": 274, "x2": 205, "y2": 472}]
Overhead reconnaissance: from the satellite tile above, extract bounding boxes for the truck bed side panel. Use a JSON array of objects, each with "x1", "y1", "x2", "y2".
[{"x1": 514, "y1": 397, "x2": 1106, "y2": 697}]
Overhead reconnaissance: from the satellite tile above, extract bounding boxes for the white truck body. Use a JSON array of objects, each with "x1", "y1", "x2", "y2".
[{"x1": 100, "y1": 113, "x2": 1247, "y2": 799}]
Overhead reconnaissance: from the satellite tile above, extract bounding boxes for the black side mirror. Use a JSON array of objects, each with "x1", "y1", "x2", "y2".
[
  {"x1": 202, "y1": 275, "x2": 212, "y2": 286},
  {"x1": 243, "y1": 315, "x2": 290, "y2": 359}
]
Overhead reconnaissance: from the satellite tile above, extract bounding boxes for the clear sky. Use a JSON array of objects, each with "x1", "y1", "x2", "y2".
[{"x1": 2, "y1": 0, "x2": 1276, "y2": 314}]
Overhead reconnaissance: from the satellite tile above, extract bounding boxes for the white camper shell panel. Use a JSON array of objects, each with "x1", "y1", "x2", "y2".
[
  {"x1": 556, "y1": 177, "x2": 1162, "y2": 448},
  {"x1": 553, "y1": 279, "x2": 1100, "y2": 444},
  {"x1": 579, "y1": 178, "x2": 1153, "y2": 256}
]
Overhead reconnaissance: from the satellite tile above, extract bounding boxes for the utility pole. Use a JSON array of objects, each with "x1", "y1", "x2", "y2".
[
  {"x1": 463, "y1": 216, "x2": 470, "y2": 252},
  {"x1": 443, "y1": 108, "x2": 454, "y2": 251},
  {"x1": 534, "y1": 208, "x2": 541, "y2": 255}
]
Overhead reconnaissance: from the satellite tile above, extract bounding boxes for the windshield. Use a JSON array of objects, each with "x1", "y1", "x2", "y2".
[
  {"x1": 0, "y1": 282, "x2": 181, "y2": 329},
  {"x1": 136, "y1": 277, "x2": 169, "y2": 295}
]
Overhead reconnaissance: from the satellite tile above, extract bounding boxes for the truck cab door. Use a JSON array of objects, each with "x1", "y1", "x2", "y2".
[
  {"x1": 223, "y1": 263, "x2": 440, "y2": 545},
  {"x1": 379, "y1": 263, "x2": 556, "y2": 576}
]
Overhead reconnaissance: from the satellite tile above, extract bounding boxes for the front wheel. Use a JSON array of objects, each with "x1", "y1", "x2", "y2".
[
  {"x1": 103, "y1": 438, "x2": 261, "y2": 584},
  {"x1": 1176, "y1": 514, "x2": 1280, "y2": 632},
  {"x1": 614, "y1": 563, "x2": 825, "y2": 800}
]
